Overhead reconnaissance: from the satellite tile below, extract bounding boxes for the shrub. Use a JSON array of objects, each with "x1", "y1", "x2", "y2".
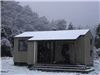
[{"x1": 1, "y1": 37, "x2": 12, "y2": 57}]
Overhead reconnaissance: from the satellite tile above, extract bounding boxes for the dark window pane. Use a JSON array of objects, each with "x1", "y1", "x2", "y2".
[{"x1": 18, "y1": 40, "x2": 27, "y2": 51}]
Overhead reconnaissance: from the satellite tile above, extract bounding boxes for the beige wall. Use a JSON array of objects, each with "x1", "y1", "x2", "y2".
[
  {"x1": 14, "y1": 37, "x2": 38, "y2": 65},
  {"x1": 13, "y1": 38, "x2": 28, "y2": 63},
  {"x1": 27, "y1": 41, "x2": 37, "y2": 65},
  {"x1": 75, "y1": 36, "x2": 85, "y2": 65},
  {"x1": 27, "y1": 41, "x2": 34, "y2": 65},
  {"x1": 84, "y1": 31, "x2": 93, "y2": 66},
  {"x1": 74, "y1": 31, "x2": 93, "y2": 66}
]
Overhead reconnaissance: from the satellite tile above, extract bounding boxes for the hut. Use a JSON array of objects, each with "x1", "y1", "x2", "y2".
[{"x1": 13, "y1": 29, "x2": 94, "y2": 72}]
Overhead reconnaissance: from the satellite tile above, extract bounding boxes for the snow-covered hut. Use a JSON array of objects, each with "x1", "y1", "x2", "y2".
[{"x1": 13, "y1": 29, "x2": 94, "y2": 72}]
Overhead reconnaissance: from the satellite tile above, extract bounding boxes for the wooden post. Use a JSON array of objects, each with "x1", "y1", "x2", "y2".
[{"x1": 33, "y1": 41, "x2": 37, "y2": 65}]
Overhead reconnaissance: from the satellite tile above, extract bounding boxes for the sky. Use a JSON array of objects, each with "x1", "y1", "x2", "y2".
[{"x1": 20, "y1": 1, "x2": 100, "y2": 27}]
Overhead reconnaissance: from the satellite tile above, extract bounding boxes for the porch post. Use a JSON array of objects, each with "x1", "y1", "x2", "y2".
[{"x1": 33, "y1": 41, "x2": 37, "y2": 65}]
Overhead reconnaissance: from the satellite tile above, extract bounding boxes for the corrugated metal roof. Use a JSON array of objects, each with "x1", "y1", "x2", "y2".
[{"x1": 15, "y1": 29, "x2": 89, "y2": 40}]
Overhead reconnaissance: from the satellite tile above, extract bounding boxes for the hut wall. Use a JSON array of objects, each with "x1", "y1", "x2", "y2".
[
  {"x1": 27, "y1": 41, "x2": 35, "y2": 65},
  {"x1": 13, "y1": 38, "x2": 27, "y2": 63},
  {"x1": 84, "y1": 31, "x2": 93, "y2": 66},
  {"x1": 75, "y1": 36, "x2": 85, "y2": 65}
]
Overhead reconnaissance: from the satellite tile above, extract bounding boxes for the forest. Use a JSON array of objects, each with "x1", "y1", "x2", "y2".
[{"x1": 1, "y1": 1, "x2": 100, "y2": 56}]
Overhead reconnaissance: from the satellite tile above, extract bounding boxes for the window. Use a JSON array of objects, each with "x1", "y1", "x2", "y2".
[{"x1": 18, "y1": 40, "x2": 27, "y2": 51}]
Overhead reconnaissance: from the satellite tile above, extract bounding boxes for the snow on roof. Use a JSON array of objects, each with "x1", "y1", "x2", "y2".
[
  {"x1": 15, "y1": 29, "x2": 89, "y2": 40},
  {"x1": 15, "y1": 32, "x2": 35, "y2": 38}
]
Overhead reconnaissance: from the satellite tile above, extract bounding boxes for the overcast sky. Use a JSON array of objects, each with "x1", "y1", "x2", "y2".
[{"x1": 20, "y1": 1, "x2": 100, "y2": 27}]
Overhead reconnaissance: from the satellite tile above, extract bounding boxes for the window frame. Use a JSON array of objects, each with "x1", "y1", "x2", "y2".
[{"x1": 18, "y1": 39, "x2": 27, "y2": 52}]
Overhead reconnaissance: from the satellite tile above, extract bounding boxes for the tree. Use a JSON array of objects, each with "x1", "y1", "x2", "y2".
[
  {"x1": 56, "y1": 19, "x2": 67, "y2": 30},
  {"x1": 68, "y1": 22, "x2": 74, "y2": 30},
  {"x1": 34, "y1": 16, "x2": 50, "y2": 31},
  {"x1": 1, "y1": 25, "x2": 12, "y2": 38},
  {"x1": 96, "y1": 24, "x2": 100, "y2": 36},
  {"x1": 95, "y1": 24, "x2": 100, "y2": 48},
  {"x1": 1, "y1": 37, "x2": 12, "y2": 56},
  {"x1": 50, "y1": 19, "x2": 67, "y2": 30}
]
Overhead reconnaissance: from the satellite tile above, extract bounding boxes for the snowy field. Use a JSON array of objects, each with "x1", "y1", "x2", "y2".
[{"x1": 1, "y1": 57, "x2": 100, "y2": 75}]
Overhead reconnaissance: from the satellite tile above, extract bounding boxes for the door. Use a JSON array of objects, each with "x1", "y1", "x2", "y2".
[{"x1": 37, "y1": 41, "x2": 52, "y2": 64}]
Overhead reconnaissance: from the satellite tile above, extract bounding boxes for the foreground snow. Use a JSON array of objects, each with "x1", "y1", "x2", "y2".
[{"x1": 1, "y1": 57, "x2": 100, "y2": 75}]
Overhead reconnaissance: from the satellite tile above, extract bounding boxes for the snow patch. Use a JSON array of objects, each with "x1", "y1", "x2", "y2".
[{"x1": 1, "y1": 57, "x2": 100, "y2": 75}]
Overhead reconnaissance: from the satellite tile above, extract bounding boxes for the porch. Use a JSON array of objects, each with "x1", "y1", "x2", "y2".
[
  {"x1": 28, "y1": 40, "x2": 93, "y2": 72},
  {"x1": 29, "y1": 64, "x2": 94, "y2": 73},
  {"x1": 36, "y1": 40, "x2": 76, "y2": 65}
]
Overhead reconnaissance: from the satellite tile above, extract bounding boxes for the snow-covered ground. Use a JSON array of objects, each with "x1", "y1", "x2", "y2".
[{"x1": 1, "y1": 57, "x2": 100, "y2": 75}]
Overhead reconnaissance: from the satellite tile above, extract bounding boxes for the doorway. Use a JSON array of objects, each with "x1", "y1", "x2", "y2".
[
  {"x1": 37, "y1": 41, "x2": 55, "y2": 64},
  {"x1": 61, "y1": 43, "x2": 70, "y2": 64}
]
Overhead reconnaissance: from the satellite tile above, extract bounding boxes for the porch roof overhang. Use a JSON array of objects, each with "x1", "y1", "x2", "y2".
[{"x1": 15, "y1": 29, "x2": 89, "y2": 41}]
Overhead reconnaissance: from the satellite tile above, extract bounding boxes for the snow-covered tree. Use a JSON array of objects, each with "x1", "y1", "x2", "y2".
[
  {"x1": 68, "y1": 22, "x2": 74, "y2": 30},
  {"x1": 50, "y1": 19, "x2": 67, "y2": 30},
  {"x1": 34, "y1": 16, "x2": 50, "y2": 31},
  {"x1": 1, "y1": 37, "x2": 11, "y2": 47},
  {"x1": 1, "y1": 37, "x2": 12, "y2": 56},
  {"x1": 95, "y1": 24, "x2": 100, "y2": 48},
  {"x1": 55, "y1": 19, "x2": 67, "y2": 30}
]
